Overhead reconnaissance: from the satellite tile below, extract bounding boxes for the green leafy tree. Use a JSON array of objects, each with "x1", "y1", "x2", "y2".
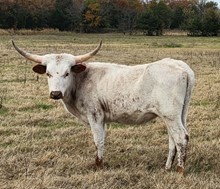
[
  {"x1": 168, "y1": 0, "x2": 192, "y2": 29},
  {"x1": 115, "y1": 0, "x2": 143, "y2": 34},
  {"x1": 99, "y1": 1, "x2": 120, "y2": 29},
  {"x1": 0, "y1": 0, "x2": 54, "y2": 29},
  {"x1": 170, "y1": 6, "x2": 184, "y2": 29},
  {"x1": 138, "y1": 0, "x2": 171, "y2": 35},
  {"x1": 51, "y1": 0, "x2": 83, "y2": 31},
  {"x1": 201, "y1": 7, "x2": 220, "y2": 36},
  {"x1": 0, "y1": 2, "x2": 29, "y2": 29},
  {"x1": 182, "y1": 0, "x2": 220, "y2": 36},
  {"x1": 181, "y1": 3, "x2": 201, "y2": 35}
]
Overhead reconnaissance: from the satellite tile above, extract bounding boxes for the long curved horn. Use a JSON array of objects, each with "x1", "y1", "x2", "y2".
[
  {"x1": 75, "y1": 40, "x2": 102, "y2": 63},
  {"x1": 12, "y1": 40, "x2": 43, "y2": 63}
]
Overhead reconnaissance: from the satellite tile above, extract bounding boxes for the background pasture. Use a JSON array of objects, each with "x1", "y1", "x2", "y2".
[{"x1": 0, "y1": 33, "x2": 219, "y2": 188}]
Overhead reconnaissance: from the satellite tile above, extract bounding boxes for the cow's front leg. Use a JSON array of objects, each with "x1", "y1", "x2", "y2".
[{"x1": 88, "y1": 113, "x2": 105, "y2": 168}]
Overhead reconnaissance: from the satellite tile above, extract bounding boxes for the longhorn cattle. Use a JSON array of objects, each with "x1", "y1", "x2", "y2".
[{"x1": 12, "y1": 40, "x2": 195, "y2": 173}]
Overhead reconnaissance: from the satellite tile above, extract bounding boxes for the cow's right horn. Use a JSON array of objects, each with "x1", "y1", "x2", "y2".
[
  {"x1": 12, "y1": 40, "x2": 43, "y2": 63},
  {"x1": 75, "y1": 40, "x2": 102, "y2": 63}
]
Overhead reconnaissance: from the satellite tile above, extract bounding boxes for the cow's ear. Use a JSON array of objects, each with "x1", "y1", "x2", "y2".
[
  {"x1": 32, "y1": 64, "x2": 46, "y2": 74},
  {"x1": 71, "y1": 63, "x2": 86, "y2": 73}
]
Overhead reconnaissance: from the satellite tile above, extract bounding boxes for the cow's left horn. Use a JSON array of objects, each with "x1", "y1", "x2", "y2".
[
  {"x1": 12, "y1": 40, "x2": 43, "y2": 63},
  {"x1": 75, "y1": 40, "x2": 102, "y2": 63}
]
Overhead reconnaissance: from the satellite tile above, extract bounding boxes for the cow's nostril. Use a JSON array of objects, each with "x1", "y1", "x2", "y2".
[{"x1": 50, "y1": 91, "x2": 63, "y2": 100}]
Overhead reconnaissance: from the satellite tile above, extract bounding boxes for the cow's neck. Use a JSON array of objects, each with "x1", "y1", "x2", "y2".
[
  {"x1": 61, "y1": 74, "x2": 88, "y2": 124},
  {"x1": 62, "y1": 76, "x2": 80, "y2": 115}
]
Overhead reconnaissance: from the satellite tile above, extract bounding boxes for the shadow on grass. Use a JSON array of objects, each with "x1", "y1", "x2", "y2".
[{"x1": 186, "y1": 155, "x2": 219, "y2": 174}]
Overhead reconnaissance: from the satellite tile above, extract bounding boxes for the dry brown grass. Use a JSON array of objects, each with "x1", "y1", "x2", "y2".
[{"x1": 0, "y1": 33, "x2": 220, "y2": 189}]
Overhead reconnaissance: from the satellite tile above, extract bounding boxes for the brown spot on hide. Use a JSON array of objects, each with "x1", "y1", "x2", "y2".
[
  {"x1": 82, "y1": 70, "x2": 88, "y2": 79},
  {"x1": 132, "y1": 96, "x2": 139, "y2": 101},
  {"x1": 93, "y1": 112, "x2": 97, "y2": 122},
  {"x1": 185, "y1": 134, "x2": 189, "y2": 142},
  {"x1": 56, "y1": 55, "x2": 62, "y2": 63},
  {"x1": 132, "y1": 97, "x2": 141, "y2": 103},
  {"x1": 80, "y1": 99, "x2": 85, "y2": 108},
  {"x1": 177, "y1": 142, "x2": 187, "y2": 166},
  {"x1": 95, "y1": 156, "x2": 103, "y2": 169}
]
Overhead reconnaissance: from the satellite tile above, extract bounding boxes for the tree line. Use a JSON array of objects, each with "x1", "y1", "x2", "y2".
[{"x1": 0, "y1": 0, "x2": 220, "y2": 36}]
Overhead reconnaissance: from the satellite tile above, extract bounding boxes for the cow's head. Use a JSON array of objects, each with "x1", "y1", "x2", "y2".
[{"x1": 12, "y1": 40, "x2": 102, "y2": 100}]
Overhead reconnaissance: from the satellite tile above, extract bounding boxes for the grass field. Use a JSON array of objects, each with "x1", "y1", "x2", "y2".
[{"x1": 0, "y1": 33, "x2": 220, "y2": 189}]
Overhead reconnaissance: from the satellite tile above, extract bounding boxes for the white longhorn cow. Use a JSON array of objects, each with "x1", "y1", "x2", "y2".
[{"x1": 12, "y1": 40, "x2": 195, "y2": 173}]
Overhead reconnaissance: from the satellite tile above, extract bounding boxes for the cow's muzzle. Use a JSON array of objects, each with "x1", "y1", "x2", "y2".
[{"x1": 50, "y1": 91, "x2": 63, "y2": 100}]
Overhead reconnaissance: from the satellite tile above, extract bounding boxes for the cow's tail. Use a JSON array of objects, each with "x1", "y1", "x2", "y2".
[{"x1": 182, "y1": 70, "x2": 195, "y2": 129}]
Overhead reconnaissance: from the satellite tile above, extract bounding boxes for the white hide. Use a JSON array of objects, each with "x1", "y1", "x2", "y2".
[{"x1": 42, "y1": 56, "x2": 195, "y2": 172}]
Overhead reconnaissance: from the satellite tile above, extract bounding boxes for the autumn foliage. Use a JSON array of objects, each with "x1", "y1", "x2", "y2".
[{"x1": 0, "y1": 0, "x2": 220, "y2": 36}]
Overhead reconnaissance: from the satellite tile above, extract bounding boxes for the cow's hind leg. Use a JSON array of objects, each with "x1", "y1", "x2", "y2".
[
  {"x1": 165, "y1": 134, "x2": 177, "y2": 171},
  {"x1": 165, "y1": 118, "x2": 189, "y2": 173}
]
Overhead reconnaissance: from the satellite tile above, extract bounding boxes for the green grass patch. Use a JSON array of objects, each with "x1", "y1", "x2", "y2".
[
  {"x1": 0, "y1": 78, "x2": 31, "y2": 83},
  {"x1": 35, "y1": 102, "x2": 54, "y2": 110},
  {"x1": 0, "y1": 128, "x2": 19, "y2": 136},
  {"x1": 151, "y1": 41, "x2": 182, "y2": 48},
  {"x1": 0, "y1": 106, "x2": 8, "y2": 115},
  {"x1": 36, "y1": 119, "x2": 76, "y2": 129},
  {"x1": 19, "y1": 102, "x2": 54, "y2": 112},
  {"x1": 32, "y1": 129, "x2": 53, "y2": 140},
  {"x1": 0, "y1": 140, "x2": 14, "y2": 147},
  {"x1": 192, "y1": 100, "x2": 213, "y2": 106},
  {"x1": 163, "y1": 42, "x2": 182, "y2": 48}
]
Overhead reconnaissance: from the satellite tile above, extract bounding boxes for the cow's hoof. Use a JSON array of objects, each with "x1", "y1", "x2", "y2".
[
  {"x1": 176, "y1": 166, "x2": 184, "y2": 174},
  {"x1": 95, "y1": 156, "x2": 103, "y2": 169}
]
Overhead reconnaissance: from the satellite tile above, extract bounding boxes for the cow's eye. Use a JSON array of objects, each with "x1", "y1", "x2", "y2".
[
  {"x1": 47, "y1": 72, "x2": 52, "y2": 78},
  {"x1": 64, "y1": 72, "x2": 69, "y2": 78}
]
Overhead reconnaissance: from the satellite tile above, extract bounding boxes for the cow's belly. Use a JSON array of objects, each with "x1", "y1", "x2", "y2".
[{"x1": 106, "y1": 111, "x2": 157, "y2": 125}]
